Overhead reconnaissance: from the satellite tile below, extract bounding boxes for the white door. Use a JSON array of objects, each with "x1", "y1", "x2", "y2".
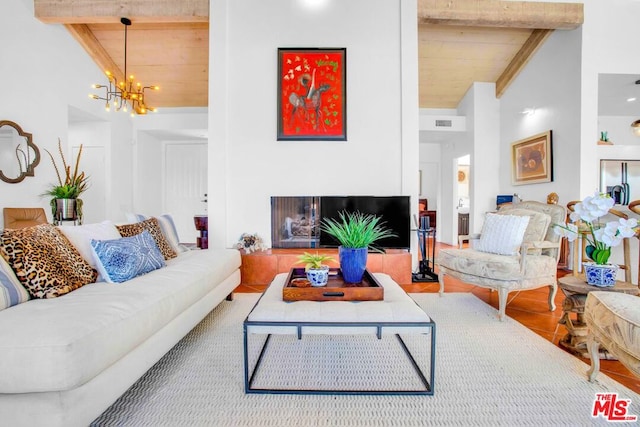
[{"x1": 164, "y1": 142, "x2": 208, "y2": 243}]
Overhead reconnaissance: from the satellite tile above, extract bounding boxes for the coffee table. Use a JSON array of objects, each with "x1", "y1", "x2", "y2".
[{"x1": 243, "y1": 272, "x2": 435, "y2": 395}]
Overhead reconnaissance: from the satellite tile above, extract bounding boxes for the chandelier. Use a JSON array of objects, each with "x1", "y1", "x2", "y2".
[{"x1": 90, "y1": 17, "x2": 159, "y2": 116}]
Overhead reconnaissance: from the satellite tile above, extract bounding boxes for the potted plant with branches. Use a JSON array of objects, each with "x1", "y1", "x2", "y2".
[
  {"x1": 42, "y1": 139, "x2": 89, "y2": 222},
  {"x1": 296, "y1": 252, "x2": 335, "y2": 287},
  {"x1": 320, "y1": 211, "x2": 397, "y2": 283}
]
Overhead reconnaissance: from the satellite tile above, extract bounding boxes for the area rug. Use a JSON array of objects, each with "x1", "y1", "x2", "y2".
[{"x1": 92, "y1": 293, "x2": 640, "y2": 426}]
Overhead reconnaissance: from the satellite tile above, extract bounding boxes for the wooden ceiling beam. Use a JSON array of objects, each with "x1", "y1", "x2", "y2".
[
  {"x1": 495, "y1": 28, "x2": 552, "y2": 98},
  {"x1": 65, "y1": 24, "x2": 123, "y2": 82},
  {"x1": 419, "y1": 0, "x2": 583, "y2": 30},
  {"x1": 34, "y1": 0, "x2": 209, "y2": 24}
]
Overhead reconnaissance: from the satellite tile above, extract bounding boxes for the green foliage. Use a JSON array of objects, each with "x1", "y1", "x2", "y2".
[
  {"x1": 586, "y1": 245, "x2": 611, "y2": 265},
  {"x1": 42, "y1": 138, "x2": 89, "y2": 200},
  {"x1": 320, "y1": 211, "x2": 397, "y2": 251},
  {"x1": 296, "y1": 252, "x2": 334, "y2": 270}
]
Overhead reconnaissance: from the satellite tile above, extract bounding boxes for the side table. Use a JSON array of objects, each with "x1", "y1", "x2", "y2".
[{"x1": 556, "y1": 275, "x2": 639, "y2": 359}]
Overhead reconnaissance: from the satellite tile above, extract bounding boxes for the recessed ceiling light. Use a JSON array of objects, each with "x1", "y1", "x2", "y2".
[{"x1": 628, "y1": 97, "x2": 637, "y2": 102}]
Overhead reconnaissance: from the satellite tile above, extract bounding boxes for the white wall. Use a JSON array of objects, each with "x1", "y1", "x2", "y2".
[
  {"x1": 0, "y1": 0, "x2": 135, "y2": 227},
  {"x1": 500, "y1": 28, "x2": 583, "y2": 206},
  {"x1": 436, "y1": 83, "x2": 500, "y2": 244},
  {"x1": 0, "y1": 1, "x2": 206, "y2": 228},
  {"x1": 598, "y1": 116, "x2": 640, "y2": 146},
  {"x1": 469, "y1": 83, "x2": 501, "y2": 234},
  {"x1": 580, "y1": 0, "x2": 640, "y2": 196},
  {"x1": 209, "y1": 0, "x2": 419, "y2": 248},
  {"x1": 132, "y1": 108, "x2": 208, "y2": 217},
  {"x1": 68, "y1": 120, "x2": 111, "y2": 223},
  {"x1": 134, "y1": 132, "x2": 163, "y2": 215},
  {"x1": 418, "y1": 142, "x2": 441, "y2": 237}
]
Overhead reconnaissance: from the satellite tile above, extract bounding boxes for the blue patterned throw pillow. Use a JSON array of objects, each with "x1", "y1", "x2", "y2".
[{"x1": 90, "y1": 231, "x2": 166, "y2": 283}]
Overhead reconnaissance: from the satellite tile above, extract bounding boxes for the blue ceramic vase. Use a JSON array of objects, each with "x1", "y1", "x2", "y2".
[
  {"x1": 339, "y1": 246, "x2": 368, "y2": 283},
  {"x1": 584, "y1": 262, "x2": 618, "y2": 287}
]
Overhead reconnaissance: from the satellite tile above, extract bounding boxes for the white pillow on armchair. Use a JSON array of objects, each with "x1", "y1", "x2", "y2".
[{"x1": 474, "y1": 213, "x2": 530, "y2": 256}]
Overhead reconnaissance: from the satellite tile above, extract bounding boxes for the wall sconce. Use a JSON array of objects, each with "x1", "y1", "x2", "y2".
[{"x1": 631, "y1": 119, "x2": 640, "y2": 136}]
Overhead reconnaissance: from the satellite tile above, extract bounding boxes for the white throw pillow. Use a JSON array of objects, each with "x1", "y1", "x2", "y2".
[
  {"x1": 57, "y1": 221, "x2": 122, "y2": 278},
  {"x1": 475, "y1": 213, "x2": 530, "y2": 256}
]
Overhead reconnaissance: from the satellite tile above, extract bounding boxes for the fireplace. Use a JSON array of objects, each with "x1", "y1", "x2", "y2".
[
  {"x1": 271, "y1": 196, "x2": 320, "y2": 248},
  {"x1": 271, "y1": 195, "x2": 411, "y2": 249}
]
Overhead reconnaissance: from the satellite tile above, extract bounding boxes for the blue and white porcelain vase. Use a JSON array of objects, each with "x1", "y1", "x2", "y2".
[
  {"x1": 339, "y1": 246, "x2": 368, "y2": 283},
  {"x1": 583, "y1": 262, "x2": 618, "y2": 287},
  {"x1": 306, "y1": 266, "x2": 330, "y2": 287}
]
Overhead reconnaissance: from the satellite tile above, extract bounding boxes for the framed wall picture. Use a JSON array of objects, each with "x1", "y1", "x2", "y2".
[
  {"x1": 277, "y1": 48, "x2": 346, "y2": 141},
  {"x1": 511, "y1": 130, "x2": 553, "y2": 185}
]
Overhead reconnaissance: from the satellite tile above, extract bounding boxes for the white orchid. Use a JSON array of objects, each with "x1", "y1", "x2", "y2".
[
  {"x1": 554, "y1": 192, "x2": 639, "y2": 265},
  {"x1": 553, "y1": 222, "x2": 578, "y2": 241},
  {"x1": 616, "y1": 217, "x2": 639, "y2": 238},
  {"x1": 569, "y1": 191, "x2": 615, "y2": 223}
]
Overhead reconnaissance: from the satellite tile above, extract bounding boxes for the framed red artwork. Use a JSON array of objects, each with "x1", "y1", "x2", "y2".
[{"x1": 277, "y1": 48, "x2": 347, "y2": 141}]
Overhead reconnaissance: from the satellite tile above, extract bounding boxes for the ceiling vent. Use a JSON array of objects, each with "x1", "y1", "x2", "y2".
[
  {"x1": 419, "y1": 114, "x2": 466, "y2": 132},
  {"x1": 435, "y1": 119, "x2": 452, "y2": 127}
]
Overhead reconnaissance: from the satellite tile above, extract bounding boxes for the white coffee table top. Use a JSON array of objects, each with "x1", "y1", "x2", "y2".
[{"x1": 246, "y1": 272, "x2": 431, "y2": 335}]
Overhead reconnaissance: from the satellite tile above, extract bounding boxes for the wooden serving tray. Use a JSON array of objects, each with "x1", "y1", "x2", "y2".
[{"x1": 282, "y1": 268, "x2": 384, "y2": 302}]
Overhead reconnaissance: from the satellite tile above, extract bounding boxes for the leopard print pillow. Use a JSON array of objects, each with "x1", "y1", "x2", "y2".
[
  {"x1": 116, "y1": 217, "x2": 177, "y2": 260},
  {"x1": 0, "y1": 224, "x2": 98, "y2": 299}
]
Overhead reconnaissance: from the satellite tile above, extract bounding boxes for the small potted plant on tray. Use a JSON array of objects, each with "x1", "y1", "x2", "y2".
[
  {"x1": 320, "y1": 211, "x2": 397, "y2": 283},
  {"x1": 296, "y1": 252, "x2": 335, "y2": 287}
]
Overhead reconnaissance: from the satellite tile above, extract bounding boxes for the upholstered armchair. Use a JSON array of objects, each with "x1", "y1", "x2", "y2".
[
  {"x1": 436, "y1": 201, "x2": 566, "y2": 321},
  {"x1": 585, "y1": 291, "x2": 640, "y2": 382}
]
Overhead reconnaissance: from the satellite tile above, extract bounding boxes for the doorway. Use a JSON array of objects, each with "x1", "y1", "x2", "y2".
[
  {"x1": 456, "y1": 155, "x2": 470, "y2": 236},
  {"x1": 163, "y1": 142, "x2": 208, "y2": 243}
]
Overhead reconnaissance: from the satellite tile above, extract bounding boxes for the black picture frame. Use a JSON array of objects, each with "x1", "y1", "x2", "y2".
[{"x1": 277, "y1": 47, "x2": 347, "y2": 141}]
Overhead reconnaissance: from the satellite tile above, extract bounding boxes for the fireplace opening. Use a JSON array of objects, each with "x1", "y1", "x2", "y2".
[
  {"x1": 271, "y1": 196, "x2": 320, "y2": 248},
  {"x1": 271, "y1": 195, "x2": 411, "y2": 250}
]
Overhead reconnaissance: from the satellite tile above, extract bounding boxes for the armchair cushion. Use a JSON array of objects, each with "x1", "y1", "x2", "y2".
[
  {"x1": 586, "y1": 292, "x2": 640, "y2": 364},
  {"x1": 437, "y1": 248, "x2": 557, "y2": 282},
  {"x1": 475, "y1": 213, "x2": 530, "y2": 255}
]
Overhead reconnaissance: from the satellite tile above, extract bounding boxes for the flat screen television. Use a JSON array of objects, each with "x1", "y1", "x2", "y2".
[{"x1": 319, "y1": 196, "x2": 411, "y2": 249}]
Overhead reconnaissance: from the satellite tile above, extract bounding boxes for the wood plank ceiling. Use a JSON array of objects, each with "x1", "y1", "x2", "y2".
[{"x1": 34, "y1": 0, "x2": 583, "y2": 111}]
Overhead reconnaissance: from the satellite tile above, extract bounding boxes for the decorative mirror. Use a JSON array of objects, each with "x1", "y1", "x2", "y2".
[{"x1": 0, "y1": 120, "x2": 40, "y2": 183}]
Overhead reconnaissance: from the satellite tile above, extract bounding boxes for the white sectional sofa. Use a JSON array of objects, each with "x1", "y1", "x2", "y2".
[{"x1": 0, "y1": 231, "x2": 241, "y2": 426}]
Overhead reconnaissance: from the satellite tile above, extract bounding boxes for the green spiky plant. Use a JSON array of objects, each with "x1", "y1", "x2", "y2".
[
  {"x1": 42, "y1": 138, "x2": 89, "y2": 218},
  {"x1": 320, "y1": 211, "x2": 397, "y2": 252},
  {"x1": 296, "y1": 252, "x2": 335, "y2": 270}
]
